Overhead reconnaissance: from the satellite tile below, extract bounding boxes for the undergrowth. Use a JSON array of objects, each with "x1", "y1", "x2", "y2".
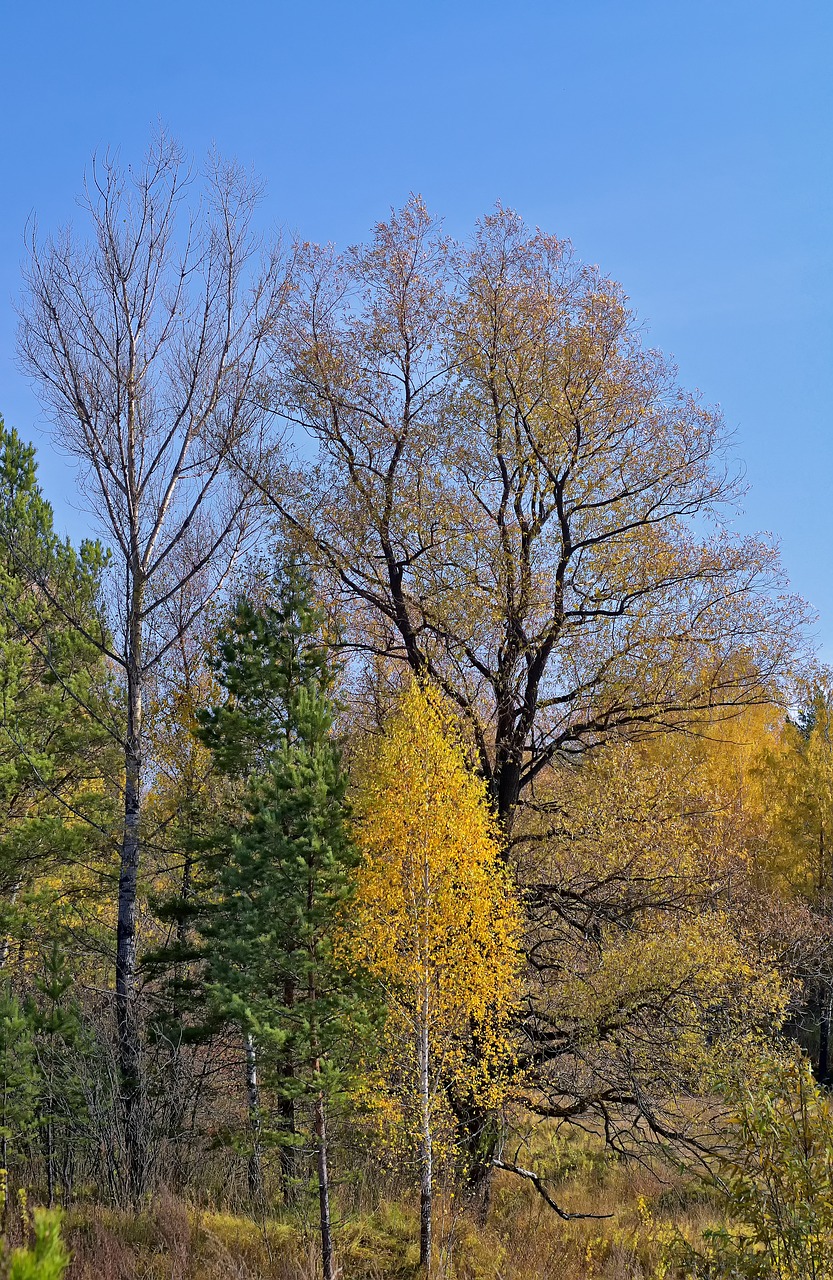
[{"x1": 55, "y1": 1131, "x2": 720, "y2": 1279}]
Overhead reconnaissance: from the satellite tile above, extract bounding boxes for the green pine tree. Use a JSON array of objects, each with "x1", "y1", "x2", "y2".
[
  {"x1": 30, "y1": 945, "x2": 88, "y2": 1206},
  {"x1": 0, "y1": 989, "x2": 38, "y2": 1200},
  {"x1": 200, "y1": 565, "x2": 374, "y2": 1280},
  {"x1": 0, "y1": 415, "x2": 116, "y2": 972}
]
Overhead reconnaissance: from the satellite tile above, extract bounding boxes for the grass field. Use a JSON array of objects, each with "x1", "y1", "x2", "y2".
[{"x1": 56, "y1": 1130, "x2": 719, "y2": 1279}]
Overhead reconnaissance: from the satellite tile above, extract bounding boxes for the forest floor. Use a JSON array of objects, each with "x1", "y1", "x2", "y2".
[{"x1": 55, "y1": 1130, "x2": 721, "y2": 1279}]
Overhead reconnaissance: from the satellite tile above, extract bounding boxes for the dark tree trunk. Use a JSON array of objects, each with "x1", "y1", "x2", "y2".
[
  {"x1": 819, "y1": 987, "x2": 830, "y2": 1084},
  {"x1": 116, "y1": 633, "x2": 144, "y2": 1202},
  {"x1": 278, "y1": 977, "x2": 298, "y2": 1202},
  {"x1": 447, "y1": 1085, "x2": 498, "y2": 1224},
  {"x1": 61, "y1": 1142, "x2": 75, "y2": 1206},
  {"x1": 45, "y1": 1118, "x2": 55, "y2": 1207},
  {"x1": 167, "y1": 844, "x2": 193, "y2": 1189},
  {"x1": 314, "y1": 1086, "x2": 334, "y2": 1280},
  {"x1": 244, "y1": 1032, "x2": 264, "y2": 1199}
]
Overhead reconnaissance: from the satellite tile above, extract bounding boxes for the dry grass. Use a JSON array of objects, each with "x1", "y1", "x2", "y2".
[{"x1": 60, "y1": 1132, "x2": 719, "y2": 1279}]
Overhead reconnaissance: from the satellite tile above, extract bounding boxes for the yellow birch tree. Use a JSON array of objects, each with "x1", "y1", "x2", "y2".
[{"x1": 344, "y1": 680, "x2": 521, "y2": 1272}]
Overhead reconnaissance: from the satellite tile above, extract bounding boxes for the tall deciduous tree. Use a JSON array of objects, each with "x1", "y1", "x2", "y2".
[
  {"x1": 257, "y1": 199, "x2": 806, "y2": 1196},
  {"x1": 18, "y1": 133, "x2": 293, "y2": 1195},
  {"x1": 345, "y1": 680, "x2": 521, "y2": 1270},
  {"x1": 267, "y1": 198, "x2": 804, "y2": 832}
]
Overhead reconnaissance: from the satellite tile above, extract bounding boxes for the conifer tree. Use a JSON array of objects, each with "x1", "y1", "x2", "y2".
[
  {"x1": 0, "y1": 416, "x2": 115, "y2": 969},
  {"x1": 200, "y1": 566, "x2": 372, "y2": 1280},
  {"x1": 0, "y1": 989, "x2": 37, "y2": 1196},
  {"x1": 31, "y1": 945, "x2": 87, "y2": 1207}
]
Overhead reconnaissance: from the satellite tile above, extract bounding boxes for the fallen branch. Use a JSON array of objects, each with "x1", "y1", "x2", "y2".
[{"x1": 492, "y1": 1159, "x2": 614, "y2": 1221}]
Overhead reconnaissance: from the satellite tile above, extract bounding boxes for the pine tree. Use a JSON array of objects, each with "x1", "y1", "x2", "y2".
[
  {"x1": 199, "y1": 566, "x2": 373, "y2": 1280},
  {"x1": 0, "y1": 417, "x2": 115, "y2": 1203},
  {"x1": 0, "y1": 989, "x2": 38, "y2": 1208},
  {"x1": 31, "y1": 945, "x2": 87, "y2": 1207},
  {"x1": 0, "y1": 415, "x2": 115, "y2": 970}
]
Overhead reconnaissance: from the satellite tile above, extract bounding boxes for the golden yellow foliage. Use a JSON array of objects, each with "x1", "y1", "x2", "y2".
[
  {"x1": 344, "y1": 678, "x2": 522, "y2": 1109},
  {"x1": 517, "y1": 738, "x2": 788, "y2": 1147}
]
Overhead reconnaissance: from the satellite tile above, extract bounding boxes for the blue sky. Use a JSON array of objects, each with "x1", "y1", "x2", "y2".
[{"x1": 1, "y1": 1, "x2": 831, "y2": 649}]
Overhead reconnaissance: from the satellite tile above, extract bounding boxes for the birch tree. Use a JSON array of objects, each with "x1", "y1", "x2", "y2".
[
  {"x1": 17, "y1": 133, "x2": 293, "y2": 1195},
  {"x1": 345, "y1": 680, "x2": 521, "y2": 1270}
]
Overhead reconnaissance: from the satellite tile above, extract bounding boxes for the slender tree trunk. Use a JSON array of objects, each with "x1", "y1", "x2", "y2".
[
  {"x1": 313, "y1": 1081, "x2": 334, "y2": 1280},
  {"x1": 167, "y1": 844, "x2": 193, "y2": 1188},
  {"x1": 61, "y1": 1143, "x2": 75, "y2": 1206},
  {"x1": 244, "y1": 1032, "x2": 263, "y2": 1199},
  {"x1": 175, "y1": 846, "x2": 192, "y2": 954},
  {"x1": 818, "y1": 990, "x2": 830, "y2": 1084},
  {"x1": 419, "y1": 992, "x2": 432, "y2": 1271},
  {"x1": 307, "y1": 927, "x2": 334, "y2": 1280},
  {"x1": 279, "y1": 977, "x2": 298, "y2": 1202},
  {"x1": 45, "y1": 1116, "x2": 55, "y2": 1207},
  {"x1": 116, "y1": 623, "x2": 144, "y2": 1201}
]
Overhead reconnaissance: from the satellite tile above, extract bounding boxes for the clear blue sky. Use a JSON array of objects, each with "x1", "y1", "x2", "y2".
[{"x1": 1, "y1": 1, "x2": 831, "y2": 650}]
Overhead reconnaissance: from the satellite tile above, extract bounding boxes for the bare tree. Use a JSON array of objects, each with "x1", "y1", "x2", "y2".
[{"x1": 18, "y1": 132, "x2": 292, "y2": 1196}]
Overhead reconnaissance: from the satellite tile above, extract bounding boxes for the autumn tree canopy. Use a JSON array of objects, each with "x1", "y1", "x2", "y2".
[
  {"x1": 265, "y1": 198, "x2": 805, "y2": 828},
  {"x1": 2, "y1": 135, "x2": 826, "y2": 1274}
]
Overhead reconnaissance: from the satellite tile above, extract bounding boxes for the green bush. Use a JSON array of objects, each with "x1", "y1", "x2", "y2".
[
  {"x1": 4, "y1": 1209, "x2": 69, "y2": 1280},
  {"x1": 670, "y1": 1049, "x2": 833, "y2": 1278}
]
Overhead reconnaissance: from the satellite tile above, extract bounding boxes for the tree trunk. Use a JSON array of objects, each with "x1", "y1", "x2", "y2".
[
  {"x1": 313, "y1": 1084, "x2": 334, "y2": 1280},
  {"x1": 419, "y1": 998, "x2": 432, "y2": 1271},
  {"x1": 244, "y1": 1032, "x2": 264, "y2": 1199},
  {"x1": 448, "y1": 1088, "x2": 496, "y2": 1223},
  {"x1": 167, "y1": 844, "x2": 193, "y2": 1188},
  {"x1": 61, "y1": 1142, "x2": 75, "y2": 1206},
  {"x1": 819, "y1": 987, "x2": 830, "y2": 1084},
  {"x1": 279, "y1": 977, "x2": 298, "y2": 1203},
  {"x1": 45, "y1": 1117, "x2": 55, "y2": 1207},
  {"x1": 116, "y1": 632, "x2": 144, "y2": 1201}
]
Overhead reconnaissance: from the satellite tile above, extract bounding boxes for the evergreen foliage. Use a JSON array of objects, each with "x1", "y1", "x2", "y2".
[{"x1": 0, "y1": 415, "x2": 115, "y2": 963}]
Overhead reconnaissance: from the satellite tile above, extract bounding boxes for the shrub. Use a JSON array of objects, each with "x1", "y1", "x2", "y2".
[
  {"x1": 671, "y1": 1049, "x2": 833, "y2": 1278},
  {"x1": 4, "y1": 1209, "x2": 70, "y2": 1280}
]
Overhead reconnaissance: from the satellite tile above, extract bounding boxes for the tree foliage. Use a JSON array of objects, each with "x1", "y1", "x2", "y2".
[
  {"x1": 199, "y1": 567, "x2": 372, "y2": 1280},
  {"x1": 0, "y1": 416, "x2": 115, "y2": 965},
  {"x1": 0, "y1": 149, "x2": 827, "y2": 1270},
  {"x1": 517, "y1": 735, "x2": 788, "y2": 1160},
  {"x1": 673, "y1": 1050, "x2": 833, "y2": 1279},
  {"x1": 344, "y1": 679, "x2": 521, "y2": 1266},
  {"x1": 266, "y1": 198, "x2": 806, "y2": 828}
]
